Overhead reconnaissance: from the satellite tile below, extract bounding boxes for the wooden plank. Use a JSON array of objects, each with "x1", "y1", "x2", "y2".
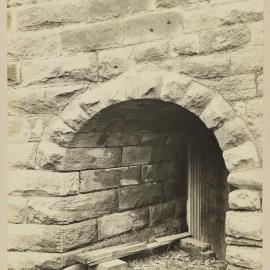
[
  {"x1": 154, "y1": 232, "x2": 191, "y2": 243},
  {"x1": 74, "y1": 242, "x2": 146, "y2": 265}
]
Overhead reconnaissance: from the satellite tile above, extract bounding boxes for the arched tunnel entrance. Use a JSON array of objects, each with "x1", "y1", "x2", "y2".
[{"x1": 67, "y1": 99, "x2": 229, "y2": 259}]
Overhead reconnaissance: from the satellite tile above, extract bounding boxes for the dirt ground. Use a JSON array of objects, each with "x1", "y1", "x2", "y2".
[{"x1": 128, "y1": 246, "x2": 227, "y2": 270}]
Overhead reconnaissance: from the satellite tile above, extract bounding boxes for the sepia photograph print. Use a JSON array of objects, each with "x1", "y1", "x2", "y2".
[{"x1": 1, "y1": 0, "x2": 269, "y2": 269}]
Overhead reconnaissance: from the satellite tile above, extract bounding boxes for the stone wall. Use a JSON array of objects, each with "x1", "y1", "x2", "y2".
[{"x1": 7, "y1": 0, "x2": 263, "y2": 269}]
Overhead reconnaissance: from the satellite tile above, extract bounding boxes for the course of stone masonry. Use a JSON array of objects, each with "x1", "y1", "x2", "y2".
[{"x1": 7, "y1": 0, "x2": 263, "y2": 269}]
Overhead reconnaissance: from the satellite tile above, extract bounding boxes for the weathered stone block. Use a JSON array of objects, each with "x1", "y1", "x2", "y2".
[
  {"x1": 178, "y1": 54, "x2": 231, "y2": 79},
  {"x1": 68, "y1": 132, "x2": 107, "y2": 148},
  {"x1": 140, "y1": 132, "x2": 167, "y2": 145},
  {"x1": 231, "y1": 46, "x2": 263, "y2": 74},
  {"x1": 107, "y1": 132, "x2": 142, "y2": 146},
  {"x1": 214, "y1": 118, "x2": 251, "y2": 150},
  {"x1": 216, "y1": 0, "x2": 263, "y2": 25},
  {"x1": 8, "y1": 62, "x2": 21, "y2": 85},
  {"x1": 96, "y1": 259, "x2": 128, "y2": 270},
  {"x1": 149, "y1": 201, "x2": 175, "y2": 226},
  {"x1": 97, "y1": 208, "x2": 149, "y2": 240},
  {"x1": 225, "y1": 236, "x2": 262, "y2": 247},
  {"x1": 223, "y1": 141, "x2": 260, "y2": 172},
  {"x1": 226, "y1": 211, "x2": 262, "y2": 240},
  {"x1": 8, "y1": 143, "x2": 38, "y2": 169},
  {"x1": 27, "y1": 190, "x2": 116, "y2": 224},
  {"x1": 134, "y1": 40, "x2": 168, "y2": 62},
  {"x1": 9, "y1": 115, "x2": 52, "y2": 142},
  {"x1": 181, "y1": 81, "x2": 214, "y2": 115},
  {"x1": 118, "y1": 183, "x2": 163, "y2": 210},
  {"x1": 98, "y1": 47, "x2": 131, "y2": 80},
  {"x1": 9, "y1": 169, "x2": 79, "y2": 196},
  {"x1": 8, "y1": 219, "x2": 97, "y2": 252},
  {"x1": 17, "y1": 0, "x2": 90, "y2": 31},
  {"x1": 80, "y1": 166, "x2": 140, "y2": 192},
  {"x1": 122, "y1": 146, "x2": 152, "y2": 165},
  {"x1": 22, "y1": 53, "x2": 98, "y2": 85},
  {"x1": 124, "y1": 10, "x2": 183, "y2": 45},
  {"x1": 183, "y1": 7, "x2": 217, "y2": 33},
  {"x1": 226, "y1": 245, "x2": 262, "y2": 269},
  {"x1": 8, "y1": 196, "x2": 27, "y2": 224},
  {"x1": 200, "y1": 95, "x2": 234, "y2": 129},
  {"x1": 200, "y1": 24, "x2": 250, "y2": 53},
  {"x1": 229, "y1": 189, "x2": 261, "y2": 210},
  {"x1": 8, "y1": 30, "x2": 59, "y2": 58},
  {"x1": 228, "y1": 169, "x2": 262, "y2": 190},
  {"x1": 61, "y1": 20, "x2": 124, "y2": 52},
  {"x1": 170, "y1": 34, "x2": 200, "y2": 57}
]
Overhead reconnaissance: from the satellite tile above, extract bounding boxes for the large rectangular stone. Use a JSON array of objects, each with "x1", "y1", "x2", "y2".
[
  {"x1": 27, "y1": 190, "x2": 117, "y2": 224},
  {"x1": 122, "y1": 146, "x2": 152, "y2": 165},
  {"x1": 9, "y1": 170, "x2": 79, "y2": 196},
  {"x1": 124, "y1": 10, "x2": 183, "y2": 45},
  {"x1": 8, "y1": 196, "x2": 28, "y2": 224},
  {"x1": 61, "y1": 20, "x2": 124, "y2": 52},
  {"x1": 107, "y1": 132, "x2": 142, "y2": 146},
  {"x1": 97, "y1": 208, "x2": 149, "y2": 240},
  {"x1": 8, "y1": 220, "x2": 97, "y2": 252},
  {"x1": 22, "y1": 53, "x2": 98, "y2": 86},
  {"x1": 80, "y1": 166, "x2": 140, "y2": 192},
  {"x1": 118, "y1": 183, "x2": 163, "y2": 210}
]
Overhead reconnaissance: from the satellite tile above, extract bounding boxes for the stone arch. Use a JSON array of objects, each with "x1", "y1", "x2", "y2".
[{"x1": 36, "y1": 64, "x2": 260, "y2": 174}]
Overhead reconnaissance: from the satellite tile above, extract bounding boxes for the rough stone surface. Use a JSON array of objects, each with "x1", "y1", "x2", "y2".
[
  {"x1": 9, "y1": 169, "x2": 79, "y2": 196},
  {"x1": 134, "y1": 40, "x2": 168, "y2": 62},
  {"x1": 80, "y1": 166, "x2": 140, "y2": 192},
  {"x1": 225, "y1": 236, "x2": 262, "y2": 247},
  {"x1": 22, "y1": 53, "x2": 98, "y2": 85},
  {"x1": 226, "y1": 245, "x2": 262, "y2": 269},
  {"x1": 226, "y1": 211, "x2": 262, "y2": 241},
  {"x1": 8, "y1": 197, "x2": 28, "y2": 224},
  {"x1": 118, "y1": 183, "x2": 163, "y2": 210},
  {"x1": 27, "y1": 190, "x2": 116, "y2": 224},
  {"x1": 229, "y1": 189, "x2": 261, "y2": 210},
  {"x1": 228, "y1": 169, "x2": 262, "y2": 190},
  {"x1": 8, "y1": 62, "x2": 21, "y2": 85},
  {"x1": 122, "y1": 146, "x2": 152, "y2": 165},
  {"x1": 8, "y1": 219, "x2": 97, "y2": 252},
  {"x1": 223, "y1": 141, "x2": 260, "y2": 172},
  {"x1": 107, "y1": 132, "x2": 142, "y2": 146},
  {"x1": 97, "y1": 208, "x2": 149, "y2": 240}
]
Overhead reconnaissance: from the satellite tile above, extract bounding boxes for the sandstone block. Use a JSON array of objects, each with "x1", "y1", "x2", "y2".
[
  {"x1": 170, "y1": 34, "x2": 200, "y2": 57},
  {"x1": 68, "y1": 132, "x2": 108, "y2": 148},
  {"x1": 134, "y1": 40, "x2": 168, "y2": 62},
  {"x1": 245, "y1": 98, "x2": 263, "y2": 119},
  {"x1": 140, "y1": 132, "x2": 167, "y2": 145},
  {"x1": 231, "y1": 46, "x2": 263, "y2": 74},
  {"x1": 80, "y1": 166, "x2": 140, "y2": 192},
  {"x1": 228, "y1": 169, "x2": 262, "y2": 190},
  {"x1": 97, "y1": 208, "x2": 149, "y2": 240},
  {"x1": 226, "y1": 245, "x2": 262, "y2": 269},
  {"x1": 178, "y1": 53, "x2": 230, "y2": 79},
  {"x1": 149, "y1": 201, "x2": 175, "y2": 226},
  {"x1": 8, "y1": 219, "x2": 97, "y2": 252},
  {"x1": 8, "y1": 30, "x2": 59, "y2": 58},
  {"x1": 216, "y1": 0, "x2": 263, "y2": 25},
  {"x1": 124, "y1": 10, "x2": 183, "y2": 45},
  {"x1": 98, "y1": 47, "x2": 131, "y2": 80},
  {"x1": 8, "y1": 143, "x2": 37, "y2": 169},
  {"x1": 183, "y1": 7, "x2": 217, "y2": 33},
  {"x1": 64, "y1": 264, "x2": 81, "y2": 270},
  {"x1": 9, "y1": 169, "x2": 79, "y2": 196},
  {"x1": 200, "y1": 24, "x2": 250, "y2": 53},
  {"x1": 118, "y1": 183, "x2": 163, "y2": 210},
  {"x1": 229, "y1": 189, "x2": 261, "y2": 210},
  {"x1": 8, "y1": 62, "x2": 21, "y2": 85},
  {"x1": 27, "y1": 190, "x2": 116, "y2": 224},
  {"x1": 17, "y1": 0, "x2": 90, "y2": 31},
  {"x1": 223, "y1": 141, "x2": 260, "y2": 172},
  {"x1": 8, "y1": 115, "x2": 52, "y2": 143},
  {"x1": 225, "y1": 236, "x2": 262, "y2": 247},
  {"x1": 107, "y1": 132, "x2": 142, "y2": 146},
  {"x1": 96, "y1": 259, "x2": 127, "y2": 270},
  {"x1": 200, "y1": 95, "x2": 234, "y2": 129},
  {"x1": 8, "y1": 196, "x2": 27, "y2": 224},
  {"x1": 61, "y1": 21, "x2": 123, "y2": 52},
  {"x1": 181, "y1": 81, "x2": 214, "y2": 115},
  {"x1": 214, "y1": 118, "x2": 251, "y2": 151},
  {"x1": 122, "y1": 146, "x2": 152, "y2": 165},
  {"x1": 226, "y1": 211, "x2": 262, "y2": 240},
  {"x1": 22, "y1": 53, "x2": 98, "y2": 86}
]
